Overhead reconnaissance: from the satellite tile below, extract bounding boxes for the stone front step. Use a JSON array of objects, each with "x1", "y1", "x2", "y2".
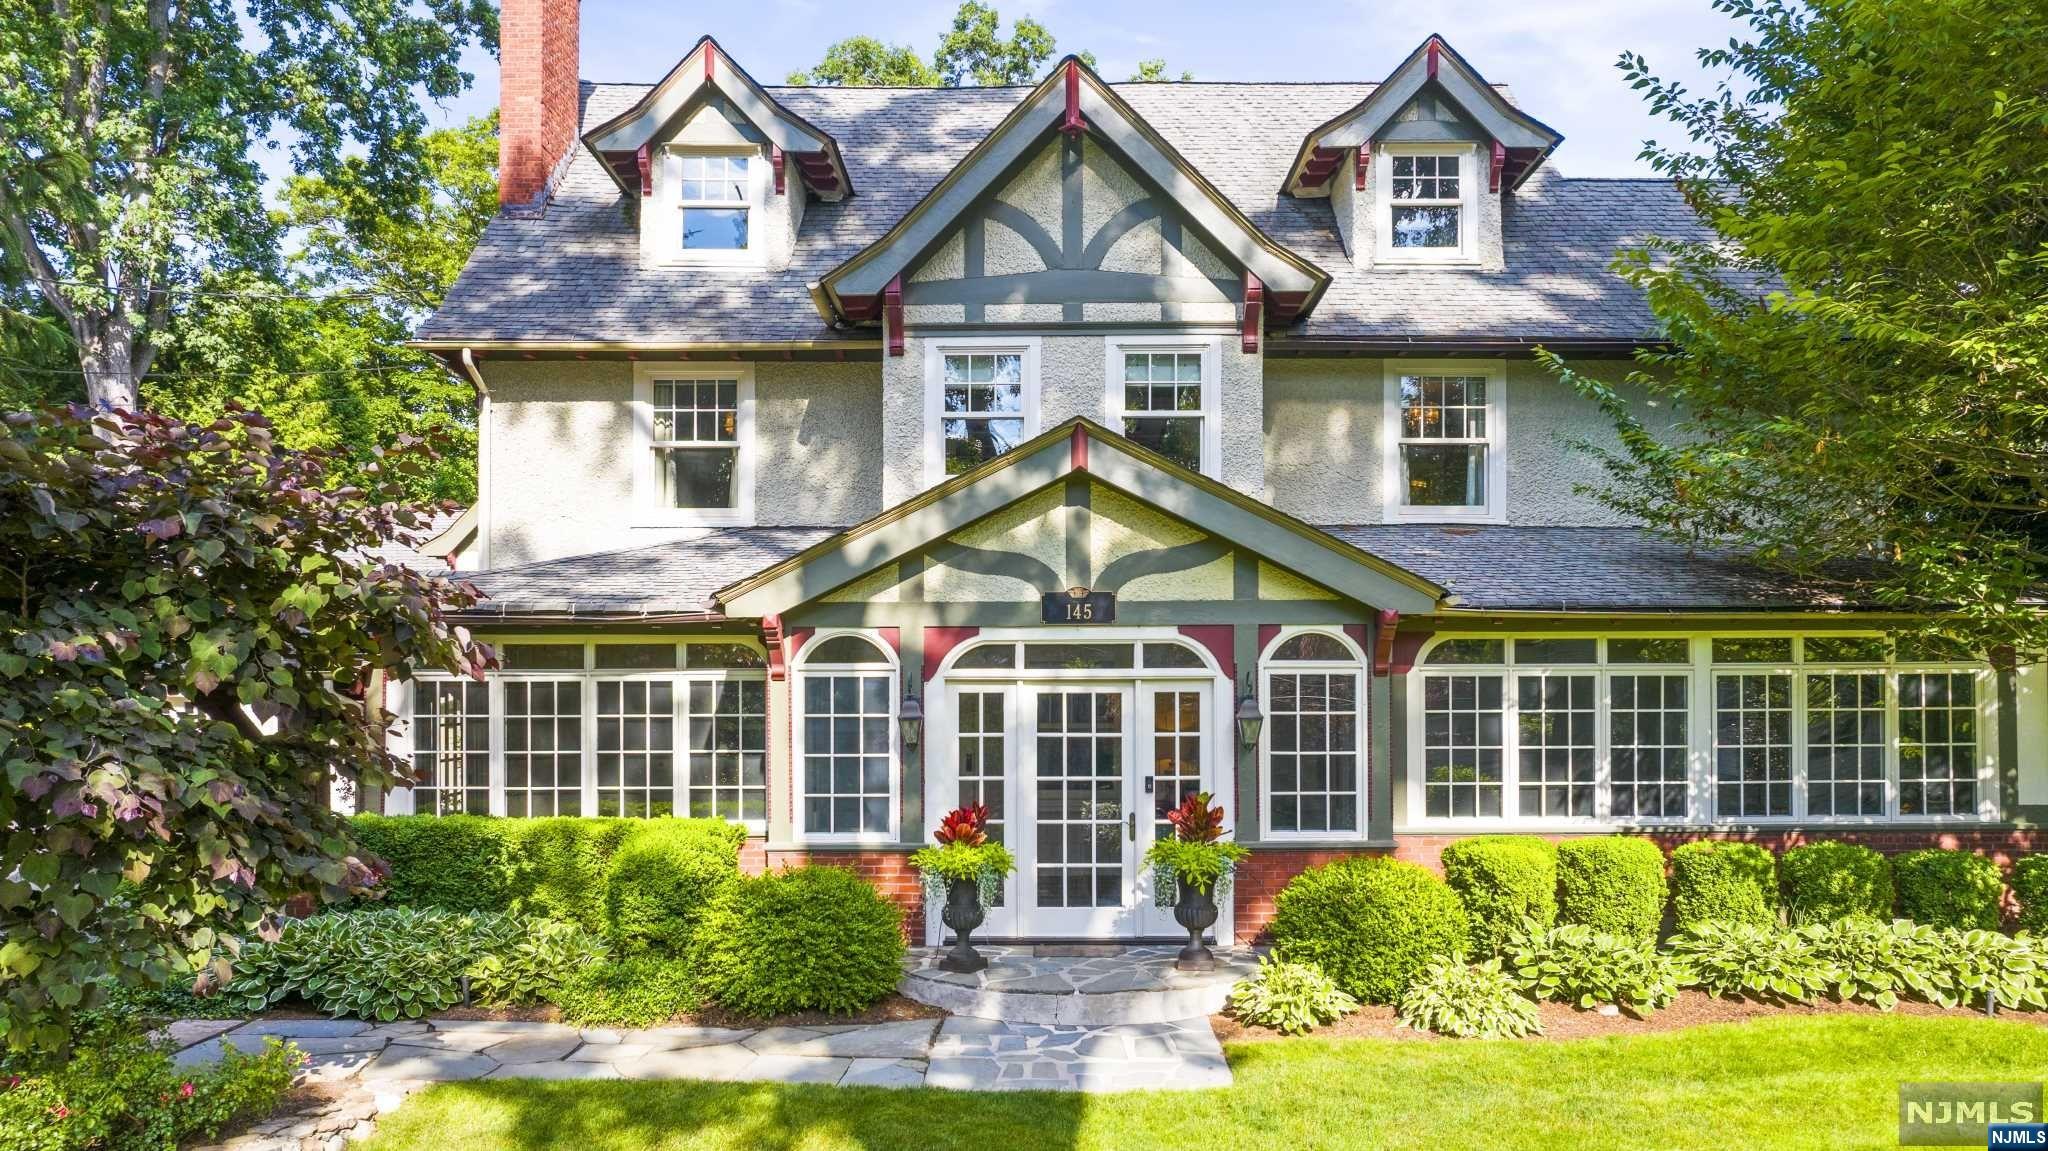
[{"x1": 898, "y1": 944, "x2": 1260, "y2": 1026}]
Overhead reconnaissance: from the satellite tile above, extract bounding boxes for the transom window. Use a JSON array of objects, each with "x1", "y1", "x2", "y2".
[
  {"x1": 797, "y1": 633, "x2": 898, "y2": 840},
  {"x1": 925, "y1": 341, "x2": 1039, "y2": 487},
  {"x1": 1260, "y1": 629, "x2": 1366, "y2": 838},
  {"x1": 675, "y1": 153, "x2": 751, "y2": 251},
  {"x1": 1384, "y1": 360, "x2": 1505, "y2": 520},
  {"x1": 1107, "y1": 340, "x2": 1219, "y2": 476},
  {"x1": 946, "y1": 639, "x2": 1213, "y2": 675},
  {"x1": 637, "y1": 367, "x2": 754, "y2": 523}
]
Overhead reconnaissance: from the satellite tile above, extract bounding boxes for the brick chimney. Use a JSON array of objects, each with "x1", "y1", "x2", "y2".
[{"x1": 499, "y1": 0, "x2": 580, "y2": 207}]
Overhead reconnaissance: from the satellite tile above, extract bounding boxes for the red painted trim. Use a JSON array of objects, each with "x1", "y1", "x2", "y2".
[
  {"x1": 1389, "y1": 630, "x2": 1432, "y2": 676},
  {"x1": 1371, "y1": 610, "x2": 1398, "y2": 677},
  {"x1": 1489, "y1": 140, "x2": 1506, "y2": 193},
  {"x1": 761, "y1": 614, "x2": 787, "y2": 681},
  {"x1": 922, "y1": 627, "x2": 979, "y2": 681},
  {"x1": 1256, "y1": 624, "x2": 1282, "y2": 658},
  {"x1": 1070, "y1": 423, "x2": 1089, "y2": 471},
  {"x1": 1061, "y1": 61, "x2": 1084, "y2": 136},
  {"x1": 1178, "y1": 625, "x2": 1235, "y2": 682},
  {"x1": 1241, "y1": 272, "x2": 1264, "y2": 354},
  {"x1": 883, "y1": 276, "x2": 904, "y2": 357},
  {"x1": 786, "y1": 627, "x2": 814, "y2": 665},
  {"x1": 705, "y1": 44, "x2": 716, "y2": 81},
  {"x1": 1426, "y1": 39, "x2": 1441, "y2": 79},
  {"x1": 1356, "y1": 142, "x2": 1370, "y2": 191},
  {"x1": 873, "y1": 626, "x2": 901, "y2": 655},
  {"x1": 636, "y1": 143, "x2": 651, "y2": 198},
  {"x1": 771, "y1": 147, "x2": 786, "y2": 195}
]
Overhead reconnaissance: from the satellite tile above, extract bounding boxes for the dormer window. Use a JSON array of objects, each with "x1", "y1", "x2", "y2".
[
  {"x1": 1375, "y1": 143, "x2": 1481, "y2": 264},
  {"x1": 677, "y1": 153, "x2": 751, "y2": 251}
]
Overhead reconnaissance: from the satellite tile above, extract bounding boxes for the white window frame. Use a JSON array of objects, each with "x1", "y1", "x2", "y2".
[
  {"x1": 1102, "y1": 335, "x2": 1223, "y2": 478},
  {"x1": 633, "y1": 363, "x2": 756, "y2": 527},
  {"x1": 1257, "y1": 626, "x2": 1371, "y2": 842},
  {"x1": 1381, "y1": 357, "x2": 1507, "y2": 523},
  {"x1": 660, "y1": 146, "x2": 766, "y2": 266},
  {"x1": 792, "y1": 628, "x2": 901, "y2": 845},
  {"x1": 1375, "y1": 141, "x2": 1480, "y2": 265},
  {"x1": 1400, "y1": 634, "x2": 1998, "y2": 831},
  {"x1": 923, "y1": 336, "x2": 1041, "y2": 490}
]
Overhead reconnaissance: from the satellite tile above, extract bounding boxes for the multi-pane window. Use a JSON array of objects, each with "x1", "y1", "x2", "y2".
[
  {"x1": 1118, "y1": 351, "x2": 1207, "y2": 472},
  {"x1": 651, "y1": 379, "x2": 740, "y2": 509},
  {"x1": 940, "y1": 352, "x2": 1026, "y2": 476},
  {"x1": 676, "y1": 154, "x2": 750, "y2": 251},
  {"x1": 411, "y1": 681, "x2": 489, "y2": 816},
  {"x1": 1805, "y1": 673, "x2": 1885, "y2": 816},
  {"x1": 1516, "y1": 673, "x2": 1596, "y2": 818},
  {"x1": 1421, "y1": 673, "x2": 1505, "y2": 818},
  {"x1": 1610, "y1": 674, "x2": 1689, "y2": 818},
  {"x1": 799, "y1": 635, "x2": 896, "y2": 837},
  {"x1": 1266, "y1": 650, "x2": 1363, "y2": 834},
  {"x1": 1033, "y1": 689, "x2": 1124, "y2": 908},
  {"x1": 595, "y1": 680, "x2": 675, "y2": 818},
  {"x1": 1150, "y1": 690, "x2": 1206, "y2": 839},
  {"x1": 503, "y1": 680, "x2": 582, "y2": 817},
  {"x1": 1388, "y1": 153, "x2": 1461, "y2": 249},
  {"x1": 1714, "y1": 673, "x2": 1793, "y2": 818},
  {"x1": 956, "y1": 690, "x2": 1007, "y2": 906},
  {"x1": 1899, "y1": 672, "x2": 1977, "y2": 816},
  {"x1": 686, "y1": 680, "x2": 766, "y2": 824},
  {"x1": 1396, "y1": 373, "x2": 1491, "y2": 510}
]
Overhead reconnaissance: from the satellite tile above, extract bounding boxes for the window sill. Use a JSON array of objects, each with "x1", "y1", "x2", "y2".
[
  {"x1": 631, "y1": 513, "x2": 757, "y2": 530},
  {"x1": 1385, "y1": 508, "x2": 1507, "y2": 525},
  {"x1": 1372, "y1": 254, "x2": 1482, "y2": 269},
  {"x1": 782, "y1": 836, "x2": 907, "y2": 851}
]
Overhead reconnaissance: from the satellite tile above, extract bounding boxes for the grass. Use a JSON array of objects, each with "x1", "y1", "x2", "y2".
[{"x1": 357, "y1": 1014, "x2": 2048, "y2": 1151}]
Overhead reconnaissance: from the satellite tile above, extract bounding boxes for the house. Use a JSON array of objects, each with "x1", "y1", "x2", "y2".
[{"x1": 395, "y1": 0, "x2": 2048, "y2": 945}]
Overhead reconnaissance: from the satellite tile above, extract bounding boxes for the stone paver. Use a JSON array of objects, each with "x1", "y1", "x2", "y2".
[
  {"x1": 925, "y1": 1017, "x2": 1231, "y2": 1092},
  {"x1": 901, "y1": 945, "x2": 1260, "y2": 1025}
]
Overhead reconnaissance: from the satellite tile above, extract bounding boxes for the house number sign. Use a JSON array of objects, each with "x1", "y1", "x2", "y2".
[{"x1": 1042, "y1": 587, "x2": 1116, "y2": 624}]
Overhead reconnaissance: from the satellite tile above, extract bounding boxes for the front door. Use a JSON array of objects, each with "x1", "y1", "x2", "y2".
[
  {"x1": 1135, "y1": 682, "x2": 1212, "y2": 937},
  {"x1": 1018, "y1": 685, "x2": 1137, "y2": 938}
]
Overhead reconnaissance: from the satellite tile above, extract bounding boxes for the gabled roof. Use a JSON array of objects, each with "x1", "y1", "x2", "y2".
[
  {"x1": 1286, "y1": 35, "x2": 1563, "y2": 197},
  {"x1": 715, "y1": 417, "x2": 1445, "y2": 619},
  {"x1": 581, "y1": 36, "x2": 851, "y2": 201},
  {"x1": 816, "y1": 57, "x2": 1329, "y2": 329}
]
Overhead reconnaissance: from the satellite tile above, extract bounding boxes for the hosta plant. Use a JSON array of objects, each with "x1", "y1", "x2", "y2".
[
  {"x1": 1668, "y1": 921, "x2": 1837, "y2": 1003},
  {"x1": 909, "y1": 805, "x2": 1016, "y2": 908},
  {"x1": 225, "y1": 907, "x2": 529, "y2": 1020},
  {"x1": 1502, "y1": 920, "x2": 1680, "y2": 1015},
  {"x1": 1399, "y1": 954, "x2": 1543, "y2": 1039},
  {"x1": 467, "y1": 919, "x2": 608, "y2": 1007},
  {"x1": 1145, "y1": 792, "x2": 1249, "y2": 903},
  {"x1": 1800, "y1": 918, "x2": 1947, "y2": 1010},
  {"x1": 1228, "y1": 956, "x2": 1359, "y2": 1035},
  {"x1": 1921, "y1": 928, "x2": 2046, "y2": 1012}
]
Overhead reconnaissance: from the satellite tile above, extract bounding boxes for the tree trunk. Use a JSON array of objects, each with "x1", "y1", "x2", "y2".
[{"x1": 75, "y1": 316, "x2": 143, "y2": 411}]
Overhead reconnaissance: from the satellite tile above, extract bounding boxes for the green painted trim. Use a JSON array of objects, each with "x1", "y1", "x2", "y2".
[
  {"x1": 787, "y1": 601, "x2": 1370, "y2": 628},
  {"x1": 1419, "y1": 612, "x2": 1932, "y2": 631},
  {"x1": 1096, "y1": 537, "x2": 1232, "y2": 593},
  {"x1": 1999, "y1": 667, "x2": 2020, "y2": 820},
  {"x1": 928, "y1": 539, "x2": 1060, "y2": 595},
  {"x1": 1370, "y1": 632, "x2": 1394, "y2": 842},
  {"x1": 1064, "y1": 475, "x2": 1091, "y2": 588},
  {"x1": 901, "y1": 269, "x2": 1236, "y2": 307},
  {"x1": 1233, "y1": 622, "x2": 1260, "y2": 846},
  {"x1": 899, "y1": 626, "x2": 927, "y2": 843},
  {"x1": 1388, "y1": 673, "x2": 1409, "y2": 827}
]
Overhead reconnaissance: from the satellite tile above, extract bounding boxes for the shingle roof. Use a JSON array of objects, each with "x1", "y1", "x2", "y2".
[
  {"x1": 456, "y1": 524, "x2": 1869, "y2": 618},
  {"x1": 419, "y1": 81, "x2": 1717, "y2": 346}
]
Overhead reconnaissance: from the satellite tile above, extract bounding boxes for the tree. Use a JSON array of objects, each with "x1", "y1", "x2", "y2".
[
  {"x1": 1130, "y1": 60, "x2": 1193, "y2": 82},
  {"x1": 1549, "y1": 0, "x2": 2048, "y2": 656},
  {"x1": 0, "y1": 404, "x2": 491, "y2": 1052},
  {"x1": 787, "y1": 37, "x2": 941, "y2": 86},
  {"x1": 0, "y1": 0, "x2": 496, "y2": 410}
]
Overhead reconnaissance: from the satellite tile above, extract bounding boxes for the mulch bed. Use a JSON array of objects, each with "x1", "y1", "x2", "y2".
[{"x1": 1213, "y1": 990, "x2": 2046, "y2": 1044}]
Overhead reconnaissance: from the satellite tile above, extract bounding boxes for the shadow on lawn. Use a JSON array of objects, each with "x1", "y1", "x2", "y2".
[{"x1": 417, "y1": 1078, "x2": 1093, "y2": 1151}]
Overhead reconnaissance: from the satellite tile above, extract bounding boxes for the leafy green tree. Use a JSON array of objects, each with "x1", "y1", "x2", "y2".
[
  {"x1": 787, "y1": 37, "x2": 941, "y2": 86},
  {"x1": 1130, "y1": 59, "x2": 1193, "y2": 82},
  {"x1": 0, "y1": 405, "x2": 491, "y2": 1053},
  {"x1": 0, "y1": 0, "x2": 496, "y2": 410},
  {"x1": 1550, "y1": 0, "x2": 2048, "y2": 656}
]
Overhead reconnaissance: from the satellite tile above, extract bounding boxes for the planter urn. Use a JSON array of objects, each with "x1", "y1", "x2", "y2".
[
  {"x1": 938, "y1": 876, "x2": 989, "y2": 973},
  {"x1": 1173, "y1": 879, "x2": 1220, "y2": 971}
]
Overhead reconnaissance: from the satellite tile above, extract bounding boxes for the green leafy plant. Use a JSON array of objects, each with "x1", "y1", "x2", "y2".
[
  {"x1": 1668, "y1": 921, "x2": 1837, "y2": 1003},
  {"x1": 1227, "y1": 956, "x2": 1360, "y2": 1036},
  {"x1": 1440, "y1": 836, "x2": 1559, "y2": 956},
  {"x1": 602, "y1": 820, "x2": 746, "y2": 954},
  {"x1": 553, "y1": 956, "x2": 700, "y2": 1028},
  {"x1": 909, "y1": 806, "x2": 1017, "y2": 909},
  {"x1": 1920, "y1": 928, "x2": 2046, "y2": 1012},
  {"x1": 1144, "y1": 792, "x2": 1249, "y2": 902},
  {"x1": 1670, "y1": 841, "x2": 1779, "y2": 928},
  {"x1": 467, "y1": 920, "x2": 607, "y2": 1007},
  {"x1": 1399, "y1": 954, "x2": 1543, "y2": 1039},
  {"x1": 2014, "y1": 856, "x2": 2048, "y2": 936},
  {"x1": 1501, "y1": 921, "x2": 1680, "y2": 1015},
  {"x1": 1802, "y1": 917, "x2": 1952, "y2": 1010},
  {"x1": 1894, "y1": 850, "x2": 2004, "y2": 930},
  {"x1": 691, "y1": 866, "x2": 906, "y2": 1017},
  {"x1": 1270, "y1": 857, "x2": 1470, "y2": 1004},
  {"x1": 1555, "y1": 837, "x2": 1668, "y2": 942},
  {"x1": 1780, "y1": 842, "x2": 1893, "y2": 925},
  {"x1": 224, "y1": 906, "x2": 529, "y2": 1021}
]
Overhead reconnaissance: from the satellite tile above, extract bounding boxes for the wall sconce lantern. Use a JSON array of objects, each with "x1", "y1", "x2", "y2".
[
  {"x1": 1235, "y1": 683, "x2": 1264, "y2": 751},
  {"x1": 899, "y1": 692, "x2": 924, "y2": 752}
]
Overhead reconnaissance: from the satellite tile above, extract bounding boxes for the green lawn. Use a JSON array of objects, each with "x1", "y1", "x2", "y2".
[{"x1": 358, "y1": 1015, "x2": 2048, "y2": 1151}]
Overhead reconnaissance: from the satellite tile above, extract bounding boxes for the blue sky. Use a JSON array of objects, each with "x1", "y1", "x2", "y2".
[{"x1": 425, "y1": 0, "x2": 1745, "y2": 178}]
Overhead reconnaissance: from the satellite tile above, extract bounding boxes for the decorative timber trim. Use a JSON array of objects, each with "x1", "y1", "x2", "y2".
[
  {"x1": 1241, "y1": 272, "x2": 1264, "y2": 354},
  {"x1": 1373, "y1": 608, "x2": 1399, "y2": 676}
]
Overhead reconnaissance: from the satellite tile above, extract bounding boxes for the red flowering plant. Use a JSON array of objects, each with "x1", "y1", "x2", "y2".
[
  {"x1": 910, "y1": 805, "x2": 1016, "y2": 908},
  {"x1": 1145, "y1": 791, "x2": 1249, "y2": 904}
]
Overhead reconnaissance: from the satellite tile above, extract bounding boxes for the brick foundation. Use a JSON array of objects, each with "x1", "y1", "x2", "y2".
[{"x1": 764, "y1": 847, "x2": 926, "y2": 940}]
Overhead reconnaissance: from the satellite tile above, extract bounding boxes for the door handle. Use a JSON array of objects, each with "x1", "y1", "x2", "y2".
[{"x1": 1127, "y1": 812, "x2": 1135, "y2": 841}]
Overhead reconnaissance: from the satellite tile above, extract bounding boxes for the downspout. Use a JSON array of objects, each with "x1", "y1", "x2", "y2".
[{"x1": 460, "y1": 348, "x2": 492, "y2": 571}]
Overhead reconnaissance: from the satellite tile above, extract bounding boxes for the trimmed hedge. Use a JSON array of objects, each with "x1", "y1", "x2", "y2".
[
  {"x1": 1269, "y1": 857, "x2": 1470, "y2": 1004},
  {"x1": 1670, "y1": 841, "x2": 1778, "y2": 929},
  {"x1": 691, "y1": 866, "x2": 906, "y2": 1017},
  {"x1": 2014, "y1": 856, "x2": 2048, "y2": 935},
  {"x1": 348, "y1": 814, "x2": 518, "y2": 914},
  {"x1": 1894, "y1": 849, "x2": 2004, "y2": 930},
  {"x1": 1780, "y1": 841, "x2": 1893, "y2": 924},
  {"x1": 1555, "y1": 837, "x2": 1667, "y2": 942},
  {"x1": 604, "y1": 819, "x2": 746, "y2": 953},
  {"x1": 1440, "y1": 835, "x2": 1558, "y2": 956}
]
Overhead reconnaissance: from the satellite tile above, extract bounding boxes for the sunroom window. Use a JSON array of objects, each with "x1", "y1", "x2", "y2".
[
  {"x1": 797, "y1": 633, "x2": 898, "y2": 839},
  {"x1": 1261, "y1": 630, "x2": 1366, "y2": 837}
]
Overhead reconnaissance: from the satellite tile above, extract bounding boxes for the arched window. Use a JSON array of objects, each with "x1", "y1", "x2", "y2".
[
  {"x1": 1260, "y1": 628, "x2": 1367, "y2": 838},
  {"x1": 795, "y1": 631, "x2": 898, "y2": 840}
]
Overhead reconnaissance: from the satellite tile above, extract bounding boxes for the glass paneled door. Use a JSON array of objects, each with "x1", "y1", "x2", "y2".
[
  {"x1": 1020, "y1": 685, "x2": 1138, "y2": 937},
  {"x1": 1135, "y1": 683, "x2": 1212, "y2": 937}
]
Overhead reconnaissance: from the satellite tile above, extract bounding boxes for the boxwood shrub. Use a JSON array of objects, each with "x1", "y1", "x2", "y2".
[
  {"x1": 1780, "y1": 841, "x2": 1893, "y2": 924},
  {"x1": 2014, "y1": 856, "x2": 2048, "y2": 935},
  {"x1": 1894, "y1": 849, "x2": 2004, "y2": 930},
  {"x1": 1555, "y1": 837, "x2": 1667, "y2": 942},
  {"x1": 348, "y1": 814, "x2": 518, "y2": 914},
  {"x1": 1269, "y1": 857, "x2": 1470, "y2": 1004},
  {"x1": 604, "y1": 819, "x2": 746, "y2": 953},
  {"x1": 1440, "y1": 835, "x2": 1558, "y2": 956},
  {"x1": 1669, "y1": 840, "x2": 1778, "y2": 928},
  {"x1": 554, "y1": 956, "x2": 700, "y2": 1028},
  {"x1": 691, "y1": 866, "x2": 906, "y2": 1017}
]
